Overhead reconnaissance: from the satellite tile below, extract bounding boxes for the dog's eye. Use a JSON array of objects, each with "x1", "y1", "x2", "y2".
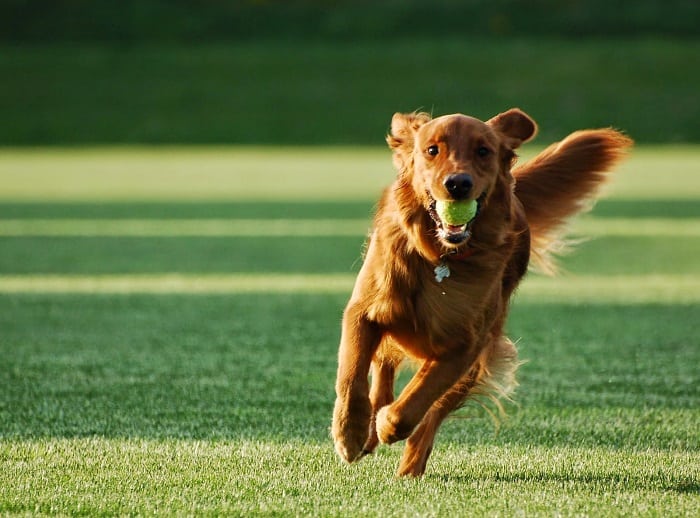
[
  {"x1": 426, "y1": 145, "x2": 439, "y2": 157},
  {"x1": 476, "y1": 145, "x2": 491, "y2": 158}
]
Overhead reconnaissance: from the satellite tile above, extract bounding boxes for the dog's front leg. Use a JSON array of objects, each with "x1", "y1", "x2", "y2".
[
  {"x1": 332, "y1": 302, "x2": 381, "y2": 463},
  {"x1": 375, "y1": 347, "x2": 475, "y2": 445}
]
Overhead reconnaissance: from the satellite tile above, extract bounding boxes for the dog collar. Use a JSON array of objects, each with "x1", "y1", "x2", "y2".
[
  {"x1": 434, "y1": 247, "x2": 476, "y2": 282},
  {"x1": 445, "y1": 247, "x2": 476, "y2": 261}
]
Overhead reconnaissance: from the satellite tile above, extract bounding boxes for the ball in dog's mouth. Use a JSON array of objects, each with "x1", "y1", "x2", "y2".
[{"x1": 429, "y1": 198, "x2": 480, "y2": 246}]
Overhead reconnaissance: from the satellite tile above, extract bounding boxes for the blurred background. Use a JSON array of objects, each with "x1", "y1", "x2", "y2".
[{"x1": 1, "y1": 0, "x2": 698, "y2": 146}]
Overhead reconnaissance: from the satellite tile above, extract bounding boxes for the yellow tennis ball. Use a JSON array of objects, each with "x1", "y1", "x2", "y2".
[{"x1": 435, "y1": 199, "x2": 478, "y2": 225}]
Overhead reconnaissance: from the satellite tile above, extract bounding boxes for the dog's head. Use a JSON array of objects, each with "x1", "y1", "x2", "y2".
[{"x1": 387, "y1": 108, "x2": 537, "y2": 248}]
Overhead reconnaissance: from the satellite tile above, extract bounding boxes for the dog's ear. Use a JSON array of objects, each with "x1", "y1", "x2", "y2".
[
  {"x1": 386, "y1": 112, "x2": 431, "y2": 169},
  {"x1": 487, "y1": 108, "x2": 538, "y2": 149}
]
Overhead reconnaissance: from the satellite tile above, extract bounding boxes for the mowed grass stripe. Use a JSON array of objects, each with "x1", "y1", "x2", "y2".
[
  {"x1": 0, "y1": 217, "x2": 698, "y2": 237},
  {"x1": 1, "y1": 273, "x2": 698, "y2": 303},
  {"x1": 1, "y1": 146, "x2": 699, "y2": 201},
  {"x1": 520, "y1": 274, "x2": 700, "y2": 304}
]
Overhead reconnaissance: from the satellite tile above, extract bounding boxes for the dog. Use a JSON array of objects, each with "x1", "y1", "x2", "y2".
[{"x1": 331, "y1": 108, "x2": 632, "y2": 477}]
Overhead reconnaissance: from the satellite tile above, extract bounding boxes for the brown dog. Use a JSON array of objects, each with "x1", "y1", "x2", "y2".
[{"x1": 331, "y1": 108, "x2": 632, "y2": 477}]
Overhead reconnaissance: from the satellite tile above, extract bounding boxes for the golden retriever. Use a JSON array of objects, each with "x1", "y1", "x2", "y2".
[{"x1": 331, "y1": 108, "x2": 632, "y2": 477}]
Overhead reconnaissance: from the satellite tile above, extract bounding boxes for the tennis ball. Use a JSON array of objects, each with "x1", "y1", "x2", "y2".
[{"x1": 435, "y1": 199, "x2": 478, "y2": 225}]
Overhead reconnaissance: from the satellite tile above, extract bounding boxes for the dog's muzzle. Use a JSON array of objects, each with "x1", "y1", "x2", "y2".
[{"x1": 428, "y1": 193, "x2": 484, "y2": 246}]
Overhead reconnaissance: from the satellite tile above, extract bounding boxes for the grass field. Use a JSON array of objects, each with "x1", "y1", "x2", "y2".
[
  {"x1": 2, "y1": 38, "x2": 699, "y2": 146},
  {"x1": 0, "y1": 145, "x2": 698, "y2": 515}
]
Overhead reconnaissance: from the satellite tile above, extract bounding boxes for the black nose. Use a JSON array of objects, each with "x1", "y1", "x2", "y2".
[{"x1": 443, "y1": 173, "x2": 473, "y2": 200}]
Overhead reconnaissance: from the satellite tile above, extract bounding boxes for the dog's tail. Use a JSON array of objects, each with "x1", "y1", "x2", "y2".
[{"x1": 513, "y1": 129, "x2": 633, "y2": 273}]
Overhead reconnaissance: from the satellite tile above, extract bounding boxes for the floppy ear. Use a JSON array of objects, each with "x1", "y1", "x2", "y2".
[
  {"x1": 487, "y1": 108, "x2": 538, "y2": 150},
  {"x1": 386, "y1": 111, "x2": 431, "y2": 169}
]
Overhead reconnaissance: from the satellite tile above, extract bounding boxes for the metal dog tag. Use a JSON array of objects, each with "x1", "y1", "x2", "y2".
[{"x1": 434, "y1": 262, "x2": 450, "y2": 283}]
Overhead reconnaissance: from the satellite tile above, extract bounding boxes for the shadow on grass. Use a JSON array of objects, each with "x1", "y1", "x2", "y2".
[
  {"x1": 427, "y1": 470, "x2": 700, "y2": 494},
  {"x1": 0, "y1": 201, "x2": 376, "y2": 220},
  {"x1": 1, "y1": 199, "x2": 698, "y2": 219},
  {"x1": 592, "y1": 199, "x2": 700, "y2": 219}
]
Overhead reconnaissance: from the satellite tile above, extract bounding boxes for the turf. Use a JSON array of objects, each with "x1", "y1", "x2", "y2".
[{"x1": 0, "y1": 146, "x2": 698, "y2": 515}]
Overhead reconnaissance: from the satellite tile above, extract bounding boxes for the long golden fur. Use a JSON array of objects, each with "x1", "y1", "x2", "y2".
[{"x1": 332, "y1": 108, "x2": 632, "y2": 477}]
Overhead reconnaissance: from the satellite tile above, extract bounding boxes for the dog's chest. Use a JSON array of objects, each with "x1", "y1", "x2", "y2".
[
  {"x1": 373, "y1": 260, "x2": 497, "y2": 351},
  {"x1": 416, "y1": 264, "x2": 491, "y2": 323}
]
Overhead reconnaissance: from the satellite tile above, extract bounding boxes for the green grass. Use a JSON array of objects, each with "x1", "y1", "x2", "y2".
[
  {"x1": 2, "y1": 38, "x2": 699, "y2": 145},
  {"x1": 0, "y1": 146, "x2": 699, "y2": 515}
]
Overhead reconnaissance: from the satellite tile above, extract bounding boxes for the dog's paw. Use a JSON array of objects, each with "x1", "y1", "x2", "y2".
[
  {"x1": 333, "y1": 436, "x2": 365, "y2": 464},
  {"x1": 332, "y1": 397, "x2": 370, "y2": 464},
  {"x1": 376, "y1": 405, "x2": 415, "y2": 445},
  {"x1": 396, "y1": 458, "x2": 429, "y2": 478},
  {"x1": 396, "y1": 437, "x2": 432, "y2": 478}
]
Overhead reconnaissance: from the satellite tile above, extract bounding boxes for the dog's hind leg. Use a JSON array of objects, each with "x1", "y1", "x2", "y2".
[{"x1": 362, "y1": 354, "x2": 401, "y2": 456}]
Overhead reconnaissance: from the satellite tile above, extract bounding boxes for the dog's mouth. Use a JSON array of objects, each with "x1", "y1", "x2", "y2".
[{"x1": 427, "y1": 193, "x2": 484, "y2": 247}]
